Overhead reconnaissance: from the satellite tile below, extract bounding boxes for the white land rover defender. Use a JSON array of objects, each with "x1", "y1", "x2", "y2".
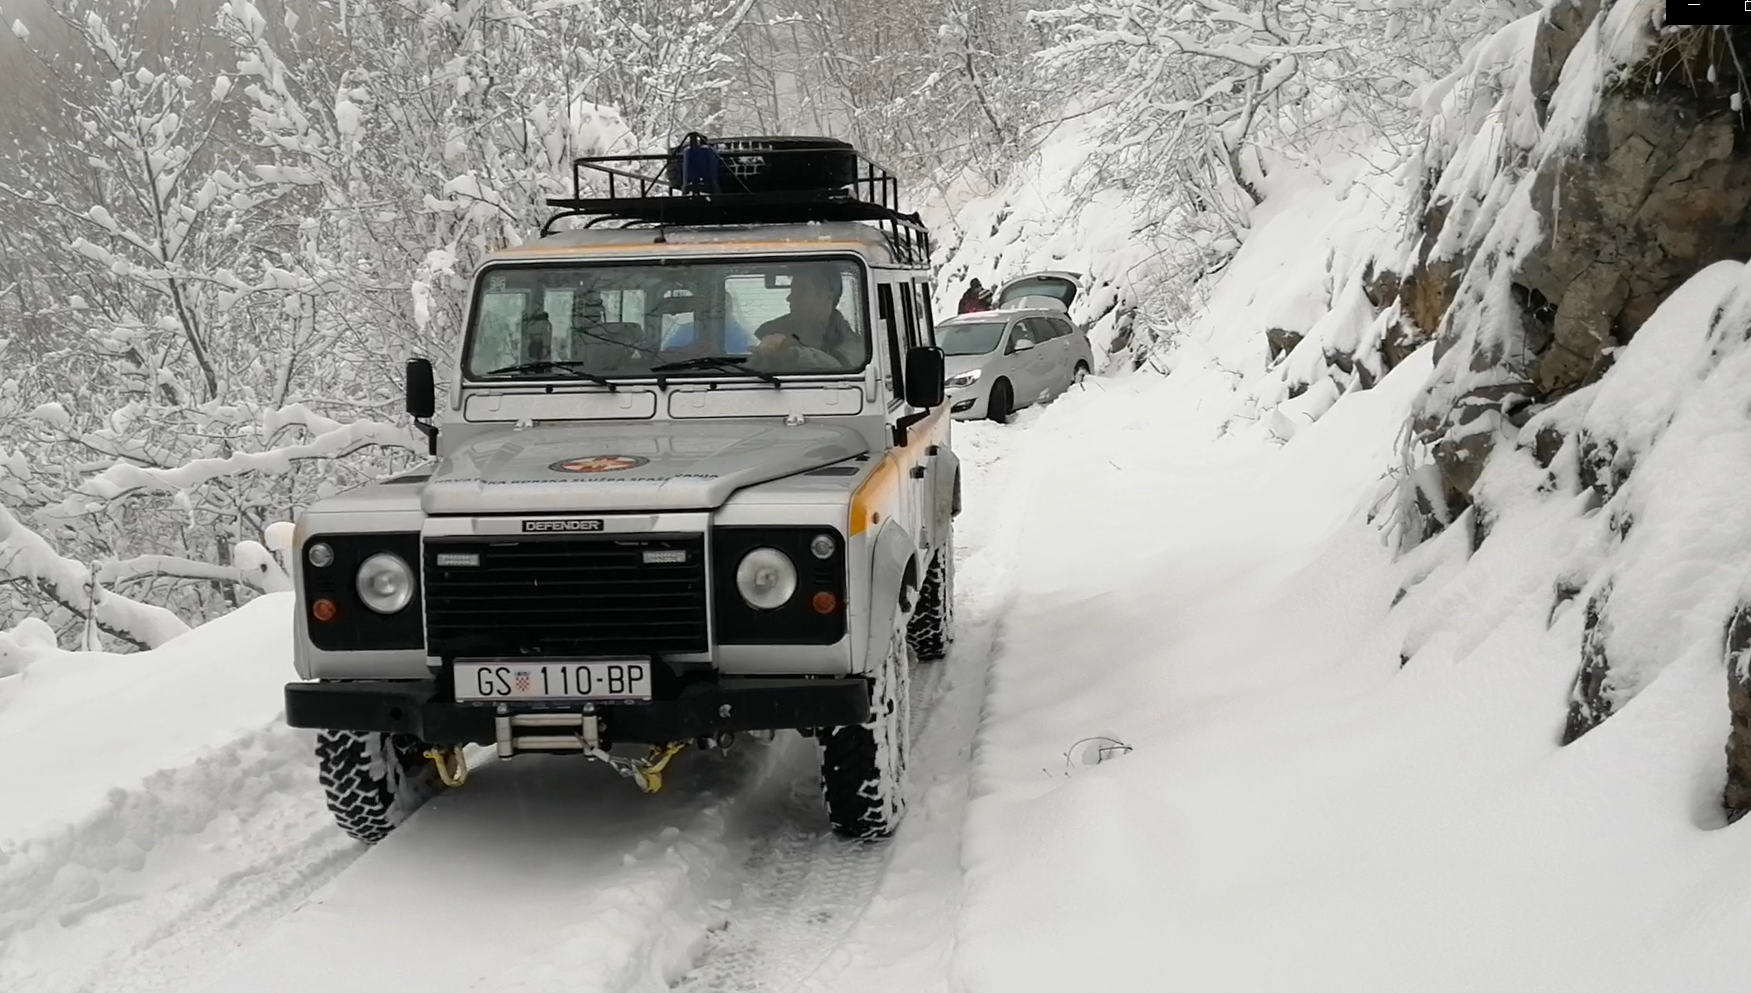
[{"x1": 285, "y1": 136, "x2": 958, "y2": 843}]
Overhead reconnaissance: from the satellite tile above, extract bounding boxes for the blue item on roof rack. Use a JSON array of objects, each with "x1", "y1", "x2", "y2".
[{"x1": 678, "y1": 133, "x2": 722, "y2": 195}]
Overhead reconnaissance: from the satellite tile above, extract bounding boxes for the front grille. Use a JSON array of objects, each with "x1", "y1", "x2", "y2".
[{"x1": 423, "y1": 535, "x2": 707, "y2": 659}]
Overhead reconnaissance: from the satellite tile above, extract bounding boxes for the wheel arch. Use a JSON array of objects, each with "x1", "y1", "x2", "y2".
[{"x1": 860, "y1": 519, "x2": 919, "y2": 674}]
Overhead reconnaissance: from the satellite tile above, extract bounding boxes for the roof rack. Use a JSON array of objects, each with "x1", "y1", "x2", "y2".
[{"x1": 542, "y1": 142, "x2": 933, "y2": 267}]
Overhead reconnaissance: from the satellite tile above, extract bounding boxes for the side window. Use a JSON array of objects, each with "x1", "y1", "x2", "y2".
[
  {"x1": 1006, "y1": 319, "x2": 1035, "y2": 353},
  {"x1": 718, "y1": 274, "x2": 770, "y2": 354},
  {"x1": 899, "y1": 281, "x2": 921, "y2": 351},
  {"x1": 877, "y1": 282, "x2": 905, "y2": 402},
  {"x1": 913, "y1": 283, "x2": 936, "y2": 348},
  {"x1": 1028, "y1": 317, "x2": 1061, "y2": 341},
  {"x1": 1051, "y1": 317, "x2": 1076, "y2": 340}
]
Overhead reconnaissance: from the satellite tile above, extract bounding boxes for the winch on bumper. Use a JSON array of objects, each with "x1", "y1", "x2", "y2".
[{"x1": 284, "y1": 675, "x2": 872, "y2": 752}]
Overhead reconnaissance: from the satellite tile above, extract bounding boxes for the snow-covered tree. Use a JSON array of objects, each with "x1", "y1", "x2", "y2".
[
  {"x1": 0, "y1": 0, "x2": 764, "y2": 643},
  {"x1": 1028, "y1": 0, "x2": 1527, "y2": 236},
  {"x1": 720, "y1": 0, "x2": 1039, "y2": 186}
]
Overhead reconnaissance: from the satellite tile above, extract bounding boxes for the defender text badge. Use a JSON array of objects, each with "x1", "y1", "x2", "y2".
[{"x1": 522, "y1": 518, "x2": 605, "y2": 533}]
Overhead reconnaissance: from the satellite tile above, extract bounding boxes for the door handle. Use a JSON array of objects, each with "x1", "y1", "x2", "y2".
[{"x1": 910, "y1": 465, "x2": 926, "y2": 479}]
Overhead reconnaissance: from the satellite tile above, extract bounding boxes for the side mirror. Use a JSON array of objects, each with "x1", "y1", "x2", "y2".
[
  {"x1": 1011, "y1": 337, "x2": 1035, "y2": 353},
  {"x1": 406, "y1": 357, "x2": 438, "y2": 456},
  {"x1": 904, "y1": 346, "x2": 945, "y2": 409},
  {"x1": 406, "y1": 357, "x2": 436, "y2": 418}
]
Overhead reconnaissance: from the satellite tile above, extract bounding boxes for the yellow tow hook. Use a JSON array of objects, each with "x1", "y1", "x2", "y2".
[
  {"x1": 633, "y1": 742, "x2": 687, "y2": 794},
  {"x1": 425, "y1": 745, "x2": 469, "y2": 787}
]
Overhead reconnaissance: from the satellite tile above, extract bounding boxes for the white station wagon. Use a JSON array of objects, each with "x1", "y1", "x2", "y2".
[{"x1": 940, "y1": 273, "x2": 1093, "y2": 421}]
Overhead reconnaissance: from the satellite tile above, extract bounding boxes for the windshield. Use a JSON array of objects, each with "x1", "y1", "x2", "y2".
[
  {"x1": 938, "y1": 321, "x2": 1008, "y2": 356},
  {"x1": 464, "y1": 258, "x2": 870, "y2": 380}
]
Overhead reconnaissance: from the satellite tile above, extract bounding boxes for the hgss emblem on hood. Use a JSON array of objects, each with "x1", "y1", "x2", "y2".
[{"x1": 549, "y1": 455, "x2": 649, "y2": 473}]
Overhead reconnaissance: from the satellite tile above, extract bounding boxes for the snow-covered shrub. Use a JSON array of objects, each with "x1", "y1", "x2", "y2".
[{"x1": 0, "y1": 616, "x2": 57, "y2": 680}]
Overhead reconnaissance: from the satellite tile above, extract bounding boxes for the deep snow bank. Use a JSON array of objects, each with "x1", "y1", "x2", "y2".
[
  {"x1": 0, "y1": 592, "x2": 293, "y2": 843},
  {"x1": 1114, "y1": 0, "x2": 1751, "y2": 784},
  {"x1": 0, "y1": 594, "x2": 301, "y2": 987},
  {"x1": 953, "y1": 160, "x2": 1751, "y2": 989}
]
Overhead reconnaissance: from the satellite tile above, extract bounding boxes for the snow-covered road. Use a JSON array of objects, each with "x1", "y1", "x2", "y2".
[{"x1": 9, "y1": 342, "x2": 1751, "y2": 991}]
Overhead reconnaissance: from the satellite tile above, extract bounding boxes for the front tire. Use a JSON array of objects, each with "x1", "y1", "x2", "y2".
[
  {"x1": 987, "y1": 379, "x2": 1013, "y2": 423},
  {"x1": 908, "y1": 533, "x2": 955, "y2": 662},
  {"x1": 315, "y1": 729, "x2": 444, "y2": 845},
  {"x1": 820, "y1": 613, "x2": 912, "y2": 839}
]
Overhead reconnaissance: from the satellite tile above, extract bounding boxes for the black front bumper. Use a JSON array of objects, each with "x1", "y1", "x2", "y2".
[{"x1": 285, "y1": 676, "x2": 871, "y2": 745}]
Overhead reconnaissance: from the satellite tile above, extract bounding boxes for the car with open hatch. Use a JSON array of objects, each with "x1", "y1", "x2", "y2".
[
  {"x1": 284, "y1": 135, "x2": 959, "y2": 843},
  {"x1": 940, "y1": 274, "x2": 1094, "y2": 421}
]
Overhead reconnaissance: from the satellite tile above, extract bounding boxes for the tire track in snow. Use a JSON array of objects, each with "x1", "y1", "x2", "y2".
[
  {"x1": 669, "y1": 667, "x2": 946, "y2": 993},
  {"x1": 179, "y1": 738, "x2": 793, "y2": 993},
  {"x1": 80, "y1": 830, "x2": 357, "y2": 993},
  {"x1": 670, "y1": 417, "x2": 1033, "y2": 993}
]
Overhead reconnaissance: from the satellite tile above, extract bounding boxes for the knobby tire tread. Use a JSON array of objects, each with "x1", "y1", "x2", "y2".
[
  {"x1": 908, "y1": 542, "x2": 954, "y2": 662},
  {"x1": 820, "y1": 624, "x2": 911, "y2": 840},
  {"x1": 315, "y1": 729, "x2": 441, "y2": 845}
]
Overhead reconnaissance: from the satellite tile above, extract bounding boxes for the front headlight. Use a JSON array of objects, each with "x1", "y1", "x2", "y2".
[
  {"x1": 735, "y1": 547, "x2": 797, "y2": 610},
  {"x1": 945, "y1": 368, "x2": 983, "y2": 390},
  {"x1": 356, "y1": 552, "x2": 415, "y2": 614}
]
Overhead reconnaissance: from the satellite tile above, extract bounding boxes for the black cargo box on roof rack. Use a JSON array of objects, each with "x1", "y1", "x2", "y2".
[{"x1": 542, "y1": 135, "x2": 932, "y2": 268}]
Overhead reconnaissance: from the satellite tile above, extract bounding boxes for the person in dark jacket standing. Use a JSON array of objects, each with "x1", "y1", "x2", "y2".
[{"x1": 958, "y1": 278, "x2": 993, "y2": 314}]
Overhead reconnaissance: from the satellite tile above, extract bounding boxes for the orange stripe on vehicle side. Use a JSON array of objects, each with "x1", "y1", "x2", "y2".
[
  {"x1": 850, "y1": 456, "x2": 899, "y2": 537},
  {"x1": 849, "y1": 405, "x2": 952, "y2": 536}
]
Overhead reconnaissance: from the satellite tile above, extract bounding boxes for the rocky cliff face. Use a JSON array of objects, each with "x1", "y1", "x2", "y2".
[
  {"x1": 1437, "y1": 9, "x2": 1751, "y2": 813},
  {"x1": 1399, "y1": 13, "x2": 1751, "y2": 532},
  {"x1": 1269, "y1": 2, "x2": 1751, "y2": 818}
]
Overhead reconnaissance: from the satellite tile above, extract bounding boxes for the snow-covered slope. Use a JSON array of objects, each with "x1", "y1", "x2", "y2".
[
  {"x1": 0, "y1": 594, "x2": 337, "y2": 993},
  {"x1": 951, "y1": 157, "x2": 1751, "y2": 991},
  {"x1": 0, "y1": 594, "x2": 292, "y2": 842},
  {"x1": 928, "y1": 116, "x2": 1245, "y2": 364}
]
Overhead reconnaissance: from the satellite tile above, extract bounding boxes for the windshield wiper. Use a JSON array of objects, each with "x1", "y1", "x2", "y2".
[
  {"x1": 649, "y1": 355, "x2": 782, "y2": 387},
  {"x1": 482, "y1": 360, "x2": 617, "y2": 390}
]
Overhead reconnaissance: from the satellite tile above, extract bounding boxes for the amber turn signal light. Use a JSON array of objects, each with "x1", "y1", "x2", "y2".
[
  {"x1": 811, "y1": 591, "x2": 839, "y2": 614},
  {"x1": 311, "y1": 598, "x2": 338, "y2": 622}
]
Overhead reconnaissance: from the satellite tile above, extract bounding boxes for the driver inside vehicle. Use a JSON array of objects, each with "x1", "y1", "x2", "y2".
[{"x1": 748, "y1": 264, "x2": 861, "y2": 371}]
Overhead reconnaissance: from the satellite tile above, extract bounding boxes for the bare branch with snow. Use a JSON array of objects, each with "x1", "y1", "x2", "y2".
[{"x1": 0, "y1": 501, "x2": 190, "y2": 649}]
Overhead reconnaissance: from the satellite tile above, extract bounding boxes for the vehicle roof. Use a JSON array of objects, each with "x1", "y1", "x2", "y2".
[
  {"x1": 998, "y1": 269, "x2": 1081, "y2": 287},
  {"x1": 488, "y1": 222, "x2": 918, "y2": 266},
  {"x1": 938, "y1": 307, "x2": 1072, "y2": 324}
]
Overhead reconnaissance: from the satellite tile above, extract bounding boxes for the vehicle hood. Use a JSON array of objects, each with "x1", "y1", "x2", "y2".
[{"x1": 421, "y1": 420, "x2": 869, "y2": 515}]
